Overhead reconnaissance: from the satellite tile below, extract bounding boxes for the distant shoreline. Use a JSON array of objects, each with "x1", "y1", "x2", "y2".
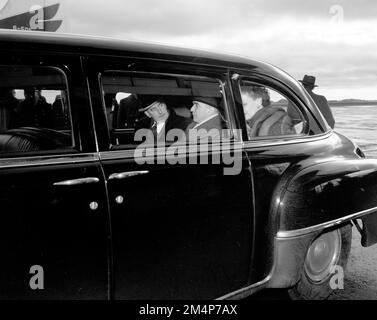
[
  {"x1": 329, "y1": 102, "x2": 377, "y2": 107},
  {"x1": 329, "y1": 100, "x2": 377, "y2": 107}
]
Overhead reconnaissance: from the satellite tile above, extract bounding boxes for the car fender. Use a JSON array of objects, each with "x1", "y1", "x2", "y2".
[{"x1": 273, "y1": 158, "x2": 377, "y2": 246}]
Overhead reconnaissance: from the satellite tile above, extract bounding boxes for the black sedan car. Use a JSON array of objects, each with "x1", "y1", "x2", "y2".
[{"x1": 0, "y1": 30, "x2": 376, "y2": 300}]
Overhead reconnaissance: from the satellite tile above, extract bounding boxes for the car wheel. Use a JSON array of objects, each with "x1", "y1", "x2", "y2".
[{"x1": 288, "y1": 224, "x2": 352, "y2": 300}]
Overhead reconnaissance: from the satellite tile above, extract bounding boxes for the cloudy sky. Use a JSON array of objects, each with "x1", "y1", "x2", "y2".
[{"x1": 2, "y1": 0, "x2": 377, "y2": 100}]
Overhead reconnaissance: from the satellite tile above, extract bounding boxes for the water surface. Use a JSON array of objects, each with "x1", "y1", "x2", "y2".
[{"x1": 332, "y1": 105, "x2": 377, "y2": 158}]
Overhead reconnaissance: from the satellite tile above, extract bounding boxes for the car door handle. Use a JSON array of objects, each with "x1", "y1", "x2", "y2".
[
  {"x1": 108, "y1": 170, "x2": 149, "y2": 180},
  {"x1": 53, "y1": 177, "x2": 100, "y2": 186}
]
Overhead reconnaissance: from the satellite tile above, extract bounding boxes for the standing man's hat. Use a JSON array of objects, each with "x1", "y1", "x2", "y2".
[
  {"x1": 138, "y1": 95, "x2": 164, "y2": 112},
  {"x1": 299, "y1": 75, "x2": 318, "y2": 87}
]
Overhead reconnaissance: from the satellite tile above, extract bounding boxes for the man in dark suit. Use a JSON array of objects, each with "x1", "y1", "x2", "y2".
[
  {"x1": 188, "y1": 97, "x2": 223, "y2": 141},
  {"x1": 0, "y1": 89, "x2": 19, "y2": 130},
  {"x1": 296, "y1": 75, "x2": 335, "y2": 129},
  {"x1": 138, "y1": 95, "x2": 192, "y2": 143},
  {"x1": 17, "y1": 88, "x2": 52, "y2": 128}
]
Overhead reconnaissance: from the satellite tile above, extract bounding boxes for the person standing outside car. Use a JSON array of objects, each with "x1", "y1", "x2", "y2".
[{"x1": 296, "y1": 75, "x2": 335, "y2": 129}]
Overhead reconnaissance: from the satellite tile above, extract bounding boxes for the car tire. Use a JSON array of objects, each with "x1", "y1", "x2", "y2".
[{"x1": 288, "y1": 224, "x2": 352, "y2": 300}]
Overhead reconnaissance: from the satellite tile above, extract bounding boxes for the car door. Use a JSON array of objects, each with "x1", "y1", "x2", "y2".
[
  {"x1": 87, "y1": 56, "x2": 255, "y2": 299},
  {"x1": 0, "y1": 51, "x2": 109, "y2": 299},
  {"x1": 230, "y1": 71, "x2": 324, "y2": 282}
]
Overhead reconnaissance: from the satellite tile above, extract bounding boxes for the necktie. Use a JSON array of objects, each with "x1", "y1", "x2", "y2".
[{"x1": 151, "y1": 122, "x2": 157, "y2": 139}]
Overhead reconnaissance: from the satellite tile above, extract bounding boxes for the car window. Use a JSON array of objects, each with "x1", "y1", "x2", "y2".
[
  {"x1": 0, "y1": 65, "x2": 74, "y2": 156},
  {"x1": 100, "y1": 72, "x2": 231, "y2": 148},
  {"x1": 239, "y1": 80, "x2": 308, "y2": 139}
]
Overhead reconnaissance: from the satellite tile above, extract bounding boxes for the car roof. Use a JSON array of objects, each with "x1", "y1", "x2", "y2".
[
  {"x1": 0, "y1": 29, "x2": 328, "y2": 131},
  {"x1": 0, "y1": 29, "x2": 277, "y2": 70}
]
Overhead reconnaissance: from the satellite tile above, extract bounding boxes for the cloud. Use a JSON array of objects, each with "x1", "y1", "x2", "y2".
[
  {"x1": 66, "y1": 0, "x2": 257, "y2": 37},
  {"x1": 56, "y1": 1, "x2": 377, "y2": 99},
  {"x1": 64, "y1": 0, "x2": 377, "y2": 36}
]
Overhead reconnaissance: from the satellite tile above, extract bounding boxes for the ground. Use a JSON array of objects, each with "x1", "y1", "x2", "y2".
[{"x1": 328, "y1": 228, "x2": 377, "y2": 300}]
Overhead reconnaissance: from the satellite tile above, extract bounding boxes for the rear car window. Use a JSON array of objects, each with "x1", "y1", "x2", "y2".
[
  {"x1": 0, "y1": 65, "x2": 73, "y2": 156},
  {"x1": 239, "y1": 80, "x2": 309, "y2": 139}
]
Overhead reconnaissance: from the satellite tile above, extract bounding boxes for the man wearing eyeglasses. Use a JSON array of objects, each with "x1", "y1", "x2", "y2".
[{"x1": 138, "y1": 95, "x2": 192, "y2": 143}]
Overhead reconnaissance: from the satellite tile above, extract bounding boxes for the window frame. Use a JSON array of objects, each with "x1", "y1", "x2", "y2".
[
  {"x1": 230, "y1": 71, "x2": 324, "y2": 143},
  {"x1": 238, "y1": 78, "x2": 310, "y2": 141},
  {"x1": 0, "y1": 62, "x2": 79, "y2": 158},
  {"x1": 98, "y1": 69, "x2": 239, "y2": 151}
]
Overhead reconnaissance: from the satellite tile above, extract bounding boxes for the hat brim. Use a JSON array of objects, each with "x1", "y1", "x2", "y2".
[
  {"x1": 299, "y1": 80, "x2": 318, "y2": 87},
  {"x1": 192, "y1": 97, "x2": 219, "y2": 109},
  {"x1": 138, "y1": 99, "x2": 162, "y2": 112}
]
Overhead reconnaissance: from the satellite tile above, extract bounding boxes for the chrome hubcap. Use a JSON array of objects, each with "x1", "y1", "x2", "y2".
[{"x1": 304, "y1": 229, "x2": 341, "y2": 283}]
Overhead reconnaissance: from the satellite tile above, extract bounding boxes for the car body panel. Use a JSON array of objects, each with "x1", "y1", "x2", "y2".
[
  {"x1": 98, "y1": 150, "x2": 254, "y2": 299},
  {"x1": 0, "y1": 154, "x2": 109, "y2": 299}
]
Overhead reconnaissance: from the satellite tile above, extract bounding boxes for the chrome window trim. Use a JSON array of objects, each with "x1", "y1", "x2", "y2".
[
  {"x1": 277, "y1": 205, "x2": 377, "y2": 239},
  {"x1": 219, "y1": 78, "x2": 237, "y2": 140},
  {"x1": 99, "y1": 129, "x2": 332, "y2": 159},
  {"x1": 0, "y1": 153, "x2": 99, "y2": 169},
  {"x1": 85, "y1": 72, "x2": 100, "y2": 153},
  {"x1": 103, "y1": 70, "x2": 223, "y2": 81},
  {"x1": 242, "y1": 130, "x2": 333, "y2": 150},
  {"x1": 0, "y1": 131, "x2": 330, "y2": 169},
  {"x1": 99, "y1": 140, "x2": 245, "y2": 161}
]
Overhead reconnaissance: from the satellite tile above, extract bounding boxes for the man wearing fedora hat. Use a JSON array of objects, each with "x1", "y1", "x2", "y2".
[
  {"x1": 138, "y1": 95, "x2": 192, "y2": 143},
  {"x1": 297, "y1": 74, "x2": 335, "y2": 129},
  {"x1": 188, "y1": 97, "x2": 223, "y2": 141}
]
